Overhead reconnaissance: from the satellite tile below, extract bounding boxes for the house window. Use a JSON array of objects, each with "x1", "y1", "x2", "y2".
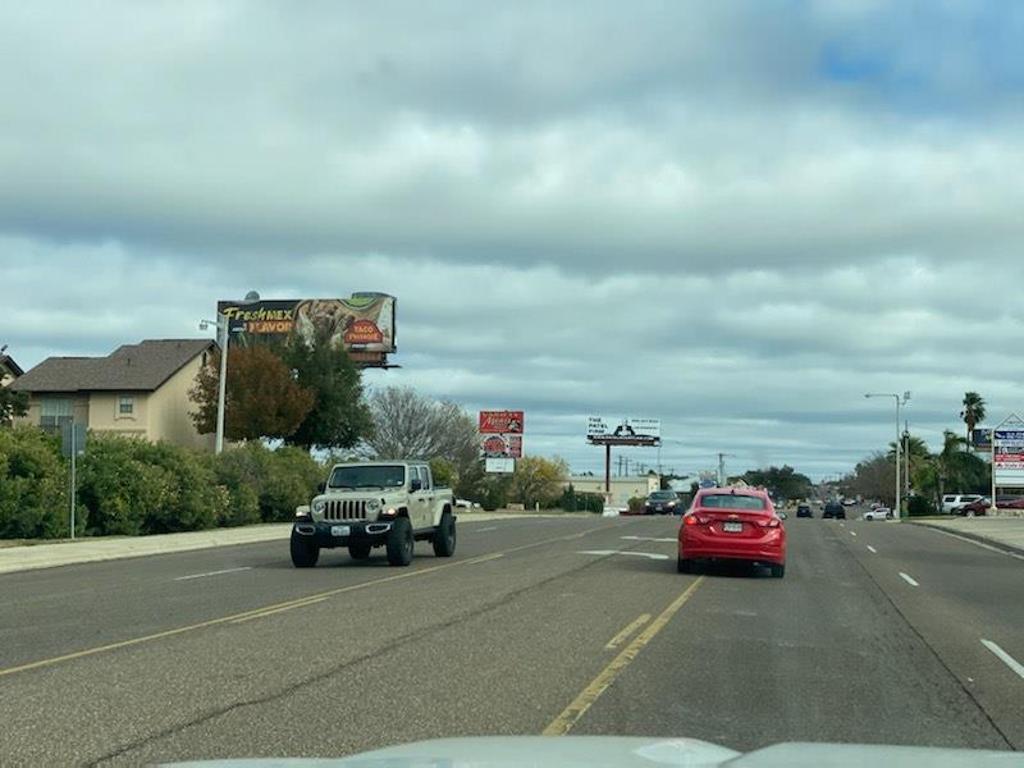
[
  {"x1": 40, "y1": 397, "x2": 73, "y2": 431},
  {"x1": 118, "y1": 395, "x2": 134, "y2": 416}
]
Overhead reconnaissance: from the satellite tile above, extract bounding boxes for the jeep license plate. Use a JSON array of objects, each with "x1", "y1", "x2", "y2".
[{"x1": 331, "y1": 525, "x2": 350, "y2": 538}]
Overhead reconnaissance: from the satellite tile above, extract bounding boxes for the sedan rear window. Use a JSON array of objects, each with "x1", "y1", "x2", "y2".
[{"x1": 699, "y1": 494, "x2": 767, "y2": 510}]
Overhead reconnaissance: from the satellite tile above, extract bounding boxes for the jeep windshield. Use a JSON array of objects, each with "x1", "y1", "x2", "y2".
[{"x1": 329, "y1": 465, "x2": 406, "y2": 490}]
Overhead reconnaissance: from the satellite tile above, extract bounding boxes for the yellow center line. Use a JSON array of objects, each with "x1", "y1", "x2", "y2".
[
  {"x1": 0, "y1": 521, "x2": 635, "y2": 680},
  {"x1": 603, "y1": 613, "x2": 651, "y2": 650},
  {"x1": 543, "y1": 577, "x2": 705, "y2": 736},
  {"x1": 231, "y1": 597, "x2": 330, "y2": 624}
]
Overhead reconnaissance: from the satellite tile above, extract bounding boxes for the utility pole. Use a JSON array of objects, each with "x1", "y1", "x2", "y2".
[
  {"x1": 904, "y1": 421, "x2": 911, "y2": 504},
  {"x1": 717, "y1": 453, "x2": 735, "y2": 486}
]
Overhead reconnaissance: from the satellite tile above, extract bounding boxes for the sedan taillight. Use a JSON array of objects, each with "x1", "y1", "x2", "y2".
[
  {"x1": 684, "y1": 514, "x2": 711, "y2": 526},
  {"x1": 758, "y1": 517, "x2": 782, "y2": 528}
]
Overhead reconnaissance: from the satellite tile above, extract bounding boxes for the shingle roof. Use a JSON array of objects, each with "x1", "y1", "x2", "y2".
[
  {"x1": 0, "y1": 353, "x2": 23, "y2": 378},
  {"x1": 11, "y1": 339, "x2": 215, "y2": 393}
]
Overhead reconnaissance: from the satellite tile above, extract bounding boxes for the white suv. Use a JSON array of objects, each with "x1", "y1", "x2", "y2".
[{"x1": 941, "y1": 494, "x2": 983, "y2": 515}]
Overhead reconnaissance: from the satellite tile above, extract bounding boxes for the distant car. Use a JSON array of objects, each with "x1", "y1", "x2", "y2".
[
  {"x1": 454, "y1": 498, "x2": 481, "y2": 509},
  {"x1": 957, "y1": 496, "x2": 1024, "y2": 516},
  {"x1": 822, "y1": 501, "x2": 846, "y2": 519},
  {"x1": 677, "y1": 487, "x2": 786, "y2": 577},
  {"x1": 841, "y1": 498, "x2": 857, "y2": 506},
  {"x1": 645, "y1": 490, "x2": 680, "y2": 515},
  {"x1": 862, "y1": 507, "x2": 892, "y2": 521},
  {"x1": 796, "y1": 504, "x2": 813, "y2": 518},
  {"x1": 942, "y1": 494, "x2": 983, "y2": 515}
]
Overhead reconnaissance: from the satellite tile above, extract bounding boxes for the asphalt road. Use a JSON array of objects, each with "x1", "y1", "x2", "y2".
[{"x1": 0, "y1": 512, "x2": 1021, "y2": 766}]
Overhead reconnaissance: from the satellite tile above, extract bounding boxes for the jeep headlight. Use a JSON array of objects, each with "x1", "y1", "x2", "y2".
[
  {"x1": 312, "y1": 499, "x2": 327, "y2": 514},
  {"x1": 365, "y1": 498, "x2": 381, "y2": 513}
]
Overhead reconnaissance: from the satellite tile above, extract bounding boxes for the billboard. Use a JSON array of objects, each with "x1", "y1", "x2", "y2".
[
  {"x1": 485, "y1": 458, "x2": 515, "y2": 474},
  {"x1": 479, "y1": 410, "x2": 524, "y2": 434},
  {"x1": 587, "y1": 416, "x2": 661, "y2": 445},
  {"x1": 970, "y1": 428, "x2": 992, "y2": 452},
  {"x1": 217, "y1": 294, "x2": 396, "y2": 363},
  {"x1": 993, "y1": 415, "x2": 1024, "y2": 486},
  {"x1": 480, "y1": 433, "x2": 523, "y2": 459}
]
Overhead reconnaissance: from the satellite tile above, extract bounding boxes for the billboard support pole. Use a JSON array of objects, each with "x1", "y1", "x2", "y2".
[{"x1": 605, "y1": 444, "x2": 611, "y2": 495}]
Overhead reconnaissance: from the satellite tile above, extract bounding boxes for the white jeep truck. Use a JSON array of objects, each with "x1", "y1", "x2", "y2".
[{"x1": 291, "y1": 461, "x2": 456, "y2": 567}]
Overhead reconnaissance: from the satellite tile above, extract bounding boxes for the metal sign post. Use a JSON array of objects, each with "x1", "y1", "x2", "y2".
[{"x1": 61, "y1": 422, "x2": 86, "y2": 539}]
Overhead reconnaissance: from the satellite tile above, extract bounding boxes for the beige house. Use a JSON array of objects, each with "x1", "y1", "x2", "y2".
[
  {"x1": 11, "y1": 339, "x2": 216, "y2": 450},
  {"x1": 564, "y1": 474, "x2": 660, "y2": 507}
]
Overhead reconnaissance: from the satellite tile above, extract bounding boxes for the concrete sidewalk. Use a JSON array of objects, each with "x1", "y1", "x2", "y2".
[
  {"x1": 910, "y1": 516, "x2": 1024, "y2": 557},
  {"x1": 0, "y1": 511, "x2": 583, "y2": 576}
]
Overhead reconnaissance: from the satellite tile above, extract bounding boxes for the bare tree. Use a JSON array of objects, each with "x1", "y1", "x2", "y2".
[{"x1": 362, "y1": 387, "x2": 478, "y2": 482}]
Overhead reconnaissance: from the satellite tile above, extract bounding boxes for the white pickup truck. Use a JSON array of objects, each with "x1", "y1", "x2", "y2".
[{"x1": 291, "y1": 461, "x2": 456, "y2": 567}]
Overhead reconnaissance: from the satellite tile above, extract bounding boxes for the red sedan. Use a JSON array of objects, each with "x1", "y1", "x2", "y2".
[{"x1": 678, "y1": 487, "x2": 786, "y2": 577}]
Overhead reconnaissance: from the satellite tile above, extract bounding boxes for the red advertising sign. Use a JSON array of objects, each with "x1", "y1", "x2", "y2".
[
  {"x1": 479, "y1": 410, "x2": 524, "y2": 434},
  {"x1": 343, "y1": 318, "x2": 384, "y2": 345}
]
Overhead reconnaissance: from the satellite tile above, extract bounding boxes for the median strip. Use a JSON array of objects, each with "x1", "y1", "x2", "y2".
[{"x1": 543, "y1": 577, "x2": 705, "y2": 736}]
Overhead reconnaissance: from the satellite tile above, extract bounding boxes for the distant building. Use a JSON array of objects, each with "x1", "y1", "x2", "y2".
[
  {"x1": 11, "y1": 339, "x2": 216, "y2": 450},
  {"x1": 564, "y1": 474, "x2": 660, "y2": 508}
]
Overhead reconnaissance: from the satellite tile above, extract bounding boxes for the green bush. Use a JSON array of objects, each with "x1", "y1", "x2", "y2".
[
  {"x1": 907, "y1": 494, "x2": 938, "y2": 517},
  {"x1": 559, "y1": 485, "x2": 606, "y2": 513},
  {"x1": 0, "y1": 427, "x2": 70, "y2": 538},
  {"x1": 212, "y1": 442, "x2": 322, "y2": 523},
  {"x1": 627, "y1": 496, "x2": 646, "y2": 514}
]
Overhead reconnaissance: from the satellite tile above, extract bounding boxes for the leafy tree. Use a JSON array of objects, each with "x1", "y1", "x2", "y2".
[
  {"x1": 960, "y1": 392, "x2": 986, "y2": 443},
  {"x1": 284, "y1": 332, "x2": 373, "y2": 450},
  {"x1": 509, "y1": 455, "x2": 569, "y2": 508},
  {"x1": 0, "y1": 387, "x2": 28, "y2": 427},
  {"x1": 845, "y1": 453, "x2": 896, "y2": 506},
  {"x1": 362, "y1": 386, "x2": 479, "y2": 492},
  {"x1": 190, "y1": 346, "x2": 315, "y2": 441},
  {"x1": 741, "y1": 465, "x2": 813, "y2": 500}
]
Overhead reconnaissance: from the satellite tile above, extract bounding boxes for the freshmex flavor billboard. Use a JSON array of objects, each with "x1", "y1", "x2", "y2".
[{"x1": 217, "y1": 294, "x2": 396, "y2": 355}]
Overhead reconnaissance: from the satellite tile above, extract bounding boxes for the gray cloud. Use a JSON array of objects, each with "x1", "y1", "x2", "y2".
[{"x1": 2, "y1": 2, "x2": 1021, "y2": 479}]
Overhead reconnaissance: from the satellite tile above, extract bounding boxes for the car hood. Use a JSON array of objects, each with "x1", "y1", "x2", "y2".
[{"x1": 161, "y1": 736, "x2": 1021, "y2": 768}]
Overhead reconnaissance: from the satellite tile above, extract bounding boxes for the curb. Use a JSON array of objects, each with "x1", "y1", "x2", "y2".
[{"x1": 908, "y1": 521, "x2": 1024, "y2": 558}]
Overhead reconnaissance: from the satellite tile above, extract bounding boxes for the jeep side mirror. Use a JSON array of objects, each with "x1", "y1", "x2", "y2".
[
  {"x1": 317, "y1": 481, "x2": 326, "y2": 493},
  {"x1": 410, "y1": 478, "x2": 423, "y2": 492}
]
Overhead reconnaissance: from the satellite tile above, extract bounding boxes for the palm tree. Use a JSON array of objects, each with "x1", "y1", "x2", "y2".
[
  {"x1": 960, "y1": 392, "x2": 986, "y2": 444},
  {"x1": 935, "y1": 430, "x2": 968, "y2": 504}
]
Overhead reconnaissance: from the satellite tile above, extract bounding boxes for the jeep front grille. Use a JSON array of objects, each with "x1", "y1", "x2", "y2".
[{"x1": 324, "y1": 499, "x2": 368, "y2": 520}]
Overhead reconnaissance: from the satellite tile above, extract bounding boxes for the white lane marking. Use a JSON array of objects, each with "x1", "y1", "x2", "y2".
[
  {"x1": 981, "y1": 639, "x2": 1024, "y2": 680},
  {"x1": 925, "y1": 527, "x2": 1024, "y2": 562},
  {"x1": 849, "y1": 531, "x2": 858, "y2": 537},
  {"x1": 839, "y1": 523, "x2": 846, "y2": 528},
  {"x1": 475, "y1": 526, "x2": 498, "y2": 532},
  {"x1": 579, "y1": 550, "x2": 671, "y2": 561},
  {"x1": 898, "y1": 571, "x2": 919, "y2": 587},
  {"x1": 174, "y1": 566, "x2": 252, "y2": 582},
  {"x1": 866, "y1": 545, "x2": 877, "y2": 554},
  {"x1": 621, "y1": 536, "x2": 677, "y2": 543}
]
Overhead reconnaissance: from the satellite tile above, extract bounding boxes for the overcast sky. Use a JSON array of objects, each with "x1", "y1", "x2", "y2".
[{"x1": 2, "y1": 1, "x2": 1023, "y2": 480}]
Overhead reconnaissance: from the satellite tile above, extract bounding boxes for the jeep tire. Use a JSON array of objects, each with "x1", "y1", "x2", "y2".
[
  {"x1": 290, "y1": 531, "x2": 320, "y2": 568},
  {"x1": 432, "y1": 511, "x2": 456, "y2": 557},
  {"x1": 386, "y1": 516, "x2": 414, "y2": 567}
]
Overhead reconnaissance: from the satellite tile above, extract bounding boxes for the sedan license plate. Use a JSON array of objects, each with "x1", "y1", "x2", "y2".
[
  {"x1": 722, "y1": 521, "x2": 743, "y2": 533},
  {"x1": 330, "y1": 525, "x2": 350, "y2": 538}
]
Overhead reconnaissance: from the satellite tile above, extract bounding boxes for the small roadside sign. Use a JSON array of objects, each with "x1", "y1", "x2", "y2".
[{"x1": 61, "y1": 422, "x2": 86, "y2": 458}]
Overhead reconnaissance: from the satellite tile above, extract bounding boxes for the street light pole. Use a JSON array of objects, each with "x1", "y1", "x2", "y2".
[
  {"x1": 214, "y1": 314, "x2": 229, "y2": 454},
  {"x1": 865, "y1": 392, "x2": 910, "y2": 519},
  {"x1": 201, "y1": 290, "x2": 260, "y2": 455}
]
